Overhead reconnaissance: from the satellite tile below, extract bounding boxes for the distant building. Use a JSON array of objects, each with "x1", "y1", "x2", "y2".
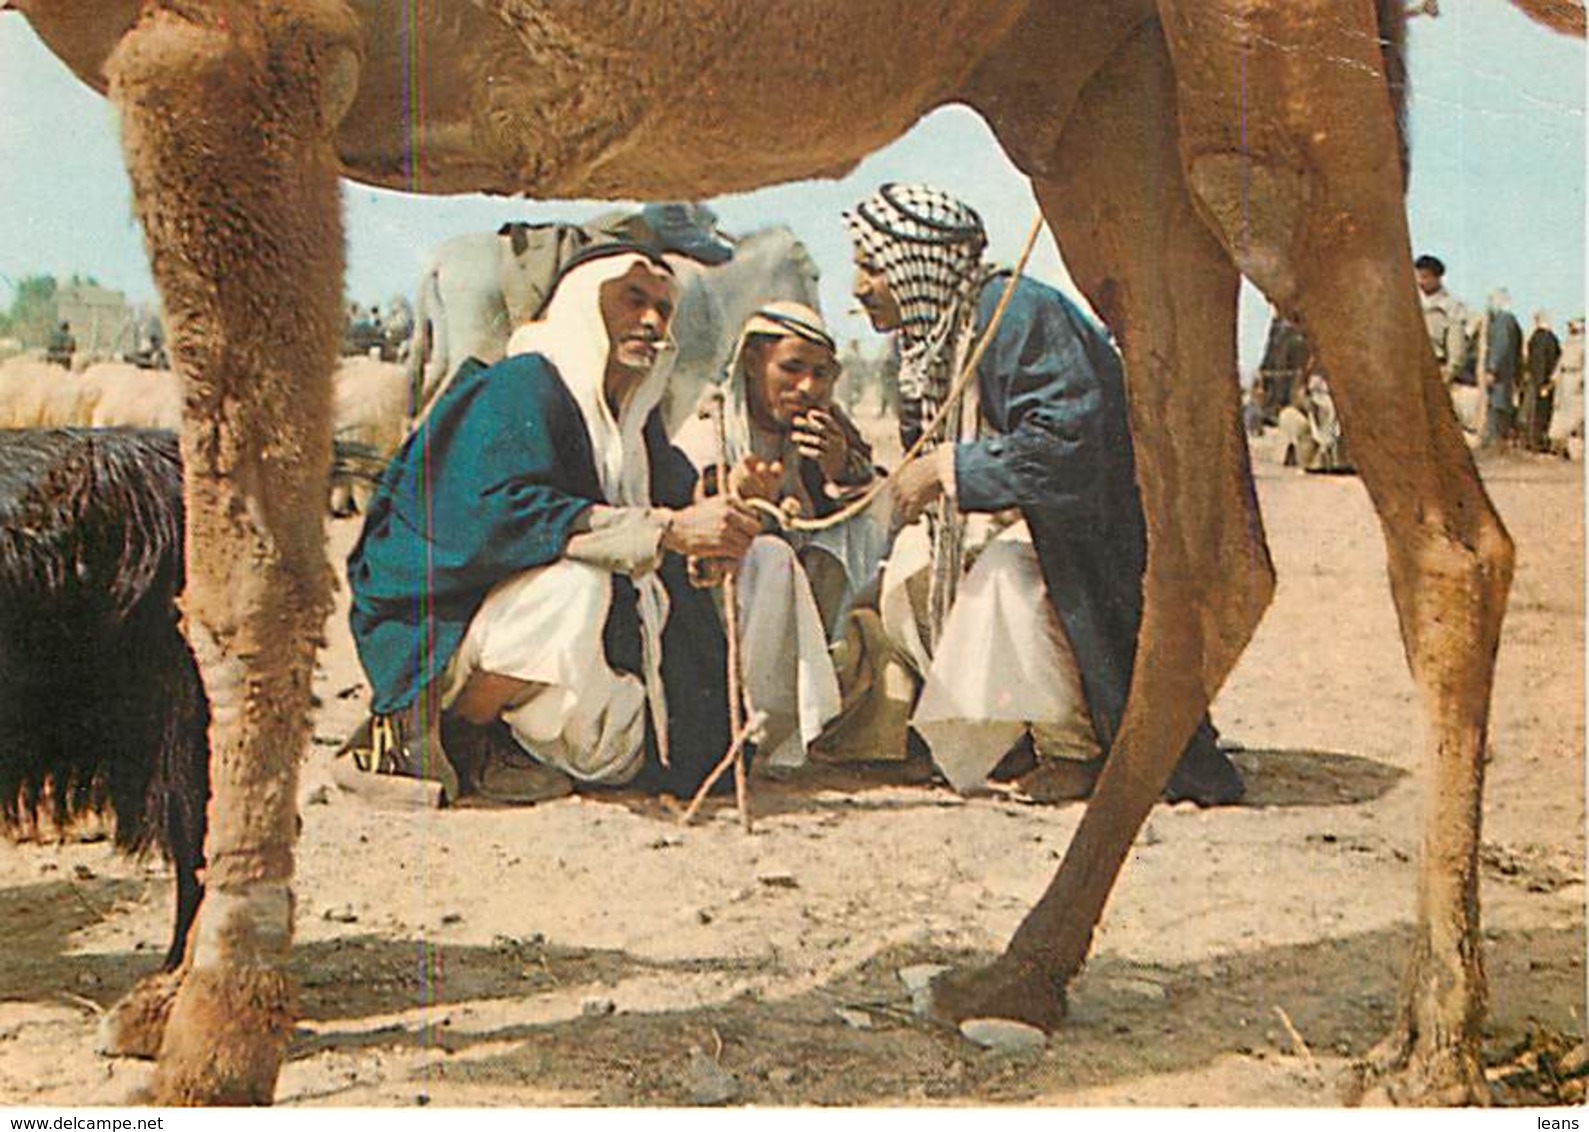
[{"x1": 52, "y1": 283, "x2": 129, "y2": 357}]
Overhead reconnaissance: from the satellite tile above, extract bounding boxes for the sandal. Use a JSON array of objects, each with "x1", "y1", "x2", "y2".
[{"x1": 335, "y1": 697, "x2": 462, "y2": 804}]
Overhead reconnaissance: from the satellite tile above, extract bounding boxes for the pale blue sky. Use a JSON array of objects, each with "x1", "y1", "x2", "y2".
[{"x1": 0, "y1": 2, "x2": 1582, "y2": 371}]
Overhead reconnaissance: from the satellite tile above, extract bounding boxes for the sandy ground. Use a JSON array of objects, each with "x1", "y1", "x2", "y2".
[{"x1": 0, "y1": 435, "x2": 1581, "y2": 1108}]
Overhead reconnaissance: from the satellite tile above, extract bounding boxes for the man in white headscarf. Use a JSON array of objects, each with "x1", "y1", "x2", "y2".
[
  {"x1": 347, "y1": 243, "x2": 761, "y2": 803},
  {"x1": 676, "y1": 302, "x2": 885, "y2": 623}
]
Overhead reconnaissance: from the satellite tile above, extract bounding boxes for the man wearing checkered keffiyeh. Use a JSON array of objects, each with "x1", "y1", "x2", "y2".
[
  {"x1": 836, "y1": 183, "x2": 1245, "y2": 807},
  {"x1": 844, "y1": 184, "x2": 996, "y2": 449}
]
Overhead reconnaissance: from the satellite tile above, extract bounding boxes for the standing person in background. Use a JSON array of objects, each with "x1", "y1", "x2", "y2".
[
  {"x1": 1483, "y1": 289, "x2": 1524, "y2": 449},
  {"x1": 1521, "y1": 311, "x2": 1562, "y2": 451},
  {"x1": 45, "y1": 321, "x2": 75, "y2": 369},
  {"x1": 1257, "y1": 306, "x2": 1311, "y2": 424},
  {"x1": 1546, "y1": 318, "x2": 1585, "y2": 458},
  {"x1": 1415, "y1": 254, "x2": 1468, "y2": 387}
]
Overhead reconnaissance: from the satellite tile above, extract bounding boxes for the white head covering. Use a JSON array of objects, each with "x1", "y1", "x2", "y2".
[
  {"x1": 507, "y1": 249, "x2": 678, "y2": 506},
  {"x1": 505, "y1": 249, "x2": 680, "y2": 763},
  {"x1": 675, "y1": 301, "x2": 840, "y2": 514}
]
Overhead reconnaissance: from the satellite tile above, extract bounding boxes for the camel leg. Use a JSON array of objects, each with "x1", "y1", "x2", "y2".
[
  {"x1": 106, "y1": 1, "x2": 359, "y2": 1104},
  {"x1": 935, "y1": 19, "x2": 1274, "y2": 1028},
  {"x1": 1153, "y1": 1, "x2": 1512, "y2": 1104}
]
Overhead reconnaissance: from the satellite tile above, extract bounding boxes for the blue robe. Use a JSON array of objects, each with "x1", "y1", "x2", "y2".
[
  {"x1": 950, "y1": 274, "x2": 1220, "y2": 763},
  {"x1": 347, "y1": 354, "x2": 731, "y2": 794}
]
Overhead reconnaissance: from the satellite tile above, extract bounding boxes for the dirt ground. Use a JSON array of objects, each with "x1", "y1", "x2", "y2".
[{"x1": 0, "y1": 436, "x2": 1581, "y2": 1108}]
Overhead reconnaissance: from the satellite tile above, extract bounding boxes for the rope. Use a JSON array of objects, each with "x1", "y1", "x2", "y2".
[
  {"x1": 925, "y1": 323, "x2": 976, "y2": 651},
  {"x1": 713, "y1": 394, "x2": 751, "y2": 830}
]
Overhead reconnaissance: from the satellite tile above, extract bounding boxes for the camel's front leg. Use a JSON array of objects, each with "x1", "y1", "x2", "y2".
[
  {"x1": 106, "y1": 1, "x2": 359, "y2": 1105},
  {"x1": 935, "y1": 19, "x2": 1274, "y2": 1029},
  {"x1": 1155, "y1": 0, "x2": 1513, "y2": 1104}
]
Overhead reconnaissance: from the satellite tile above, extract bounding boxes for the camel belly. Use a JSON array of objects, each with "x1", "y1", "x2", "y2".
[{"x1": 337, "y1": 0, "x2": 1034, "y2": 197}]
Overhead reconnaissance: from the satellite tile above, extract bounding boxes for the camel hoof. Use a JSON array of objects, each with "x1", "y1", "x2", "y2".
[
  {"x1": 1343, "y1": 1032, "x2": 1490, "y2": 1107},
  {"x1": 926, "y1": 959, "x2": 1067, "y2": 1033},
  {"x1": 96, "y1": 970, "x2": 183, "y2": 1059}
]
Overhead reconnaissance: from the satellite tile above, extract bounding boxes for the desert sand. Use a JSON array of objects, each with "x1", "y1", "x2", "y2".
[{"x1": 0, "y1": 438, "x2": 1581, "y2": 1107}]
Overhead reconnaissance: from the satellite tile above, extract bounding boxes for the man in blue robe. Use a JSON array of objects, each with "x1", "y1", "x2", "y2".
[
  {"x1": 845, "y1": 184, "x2": 1243, "y2": 806},
  {"x1": 346, "y1": 244, "x2": 761, "y2": 803}
]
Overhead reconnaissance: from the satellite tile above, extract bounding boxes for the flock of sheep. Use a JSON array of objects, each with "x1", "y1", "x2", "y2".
[{"x1": 0, "y1": 355, "x2": 409, "y2": 512}]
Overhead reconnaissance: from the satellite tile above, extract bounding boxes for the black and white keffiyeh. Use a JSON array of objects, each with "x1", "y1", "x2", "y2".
[
  {"x1": 843, "y1": 183, "x2": 993, "y2": 410},
  {"x1": 845, "y1": 184, "x2": 998, "y2": 649}
]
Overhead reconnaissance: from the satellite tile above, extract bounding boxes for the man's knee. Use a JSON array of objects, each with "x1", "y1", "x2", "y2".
[
  {"x1": 743, "y1": 533, "x2": 799, "y2": 576},
  {"x1": 508, "y1": 669, "x2": 647, "y2": 783},
  {"x1": 966, "y1": 533, "x2": 1035, "y2": 579}
]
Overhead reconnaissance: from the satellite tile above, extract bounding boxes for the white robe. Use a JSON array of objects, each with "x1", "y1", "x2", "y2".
[
  {"x1": 672, "y1": 399, "x2": 861, "y2": 770},
  {"x1": 441, "y1": 559, "x2": 648, "y2": 783},
  {"x1": 880, "y1": 519, "x2": 1101, "y2": 793},
  {"x1": 1548, "y1": 332, "x2": 1585, "y2": 445}
]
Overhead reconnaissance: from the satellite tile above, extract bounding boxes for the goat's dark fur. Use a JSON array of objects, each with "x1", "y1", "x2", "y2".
[{"x1": 0, "y1": 429, "x2": 208, "y2": 970}]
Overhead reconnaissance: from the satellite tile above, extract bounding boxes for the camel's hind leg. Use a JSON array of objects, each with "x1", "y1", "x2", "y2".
[
  {"x1": 936, "y1": 18, "x2": 1274, "y2": 1028},
  {"x1": 1157, "y1": 0, "x2": 1513, "y2": 1104}
]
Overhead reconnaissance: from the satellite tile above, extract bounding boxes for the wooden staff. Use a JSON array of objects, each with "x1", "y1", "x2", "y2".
[
  {"x1": 686, "y1": 387, "x2": 753, "y2": 831},
  {"x1": 715, "y1": 394, "x2": 752, "y2": 830},
  {"x1": 679, "y1": 710, "x2": 768, "y2": 827}
]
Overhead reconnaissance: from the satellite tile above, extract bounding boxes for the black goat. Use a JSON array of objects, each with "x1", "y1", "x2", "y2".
[{"x1": 0, "y1": 429, "x2": 208, "y2": 970}]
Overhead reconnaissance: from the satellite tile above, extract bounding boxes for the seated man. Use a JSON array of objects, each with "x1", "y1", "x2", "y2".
[
  {"x1": 845, "y1": 183, "x2": 1244, "y2": 806},
  {"x1": 346, "y1": 243, "x2": 759, "y2": 803},
  {"x1": 674, "y1": 302, "x2": 888, "y2": 769},
  {"x1": 1277, "y1": 371, "x2": 1350, "y2": 473}
]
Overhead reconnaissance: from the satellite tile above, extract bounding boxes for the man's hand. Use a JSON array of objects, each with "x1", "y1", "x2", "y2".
[
  {"x1": 791, "y1": 408, "x2": 849, "y2": 481},
  {"x1": 890, "y1": 445, "x2": 953, "y2": 526},
  {"x1": 728, "y1": 456, "x2": 783, "y2": 502},
  {"x1": 662, "y1": 495, "x2": 761, "y2": 561}
]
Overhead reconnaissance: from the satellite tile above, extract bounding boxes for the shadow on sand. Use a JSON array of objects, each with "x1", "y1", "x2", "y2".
[
  {"x1": 593, "y1": 744, "x2": 1409, "y2": 824},
  {"x1": 1, "y1": 871, "x2": 1578, "y2": 1106}
]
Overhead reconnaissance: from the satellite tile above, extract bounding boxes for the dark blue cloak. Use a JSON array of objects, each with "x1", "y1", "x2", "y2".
[
  {"x1": 951, "y1": 274, "x2": 1219, "y2": 762},
  {"x1": 347, "y1": 354, "x2": 730, "y2": 794}
]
